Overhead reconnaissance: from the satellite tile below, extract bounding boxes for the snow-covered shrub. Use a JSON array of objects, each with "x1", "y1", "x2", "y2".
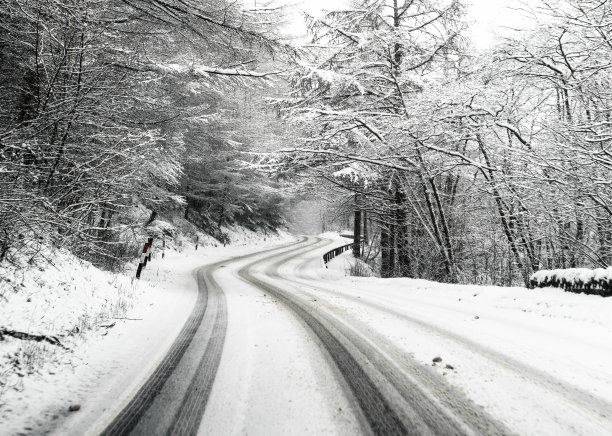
[
  {"x1": 347, "y1": 259, "x2": 374, "y2": 277},
  {"x1": 530, "y1": 267, "x2": 612, "y2": 297}
]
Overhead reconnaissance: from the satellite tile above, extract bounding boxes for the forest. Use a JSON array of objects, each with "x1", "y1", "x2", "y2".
[
  {"x1": 0, "y1": 0, "x2": 291, "y2": 267},
  {"x1": 2, "y1": 0, "x2": 612, "y2": 286}
]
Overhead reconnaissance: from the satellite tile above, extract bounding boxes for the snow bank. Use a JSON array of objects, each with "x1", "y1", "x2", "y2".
[
  {"x1": 530, "y1": 267, "x2": 612, "y2": 297},
  {"x1": 326, "y1": 251, "x2": 374, "y2": 278},
  {"x1": 1, "y1": 252, "x2": 137, "y2": 334},
  {"x1": 0, "y1": 246, "x2": 148, "y2": 428}
]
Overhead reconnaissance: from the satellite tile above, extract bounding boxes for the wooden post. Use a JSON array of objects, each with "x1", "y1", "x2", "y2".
[
  {"x1": 147, "y1": 237, "x2": 153, "y2": 262},
  {"x1": 162, "y1": 239, "x2": 166, "y2": 259},
  {"x1": 136, "y1": 242, "x2": 148, "y2": 279},
  {"x1": 195, "y1": 235, "x2": 199, "y2": 250},
  {"x1": 143, "y1": 242, "x2": 149, "y2": 267}
]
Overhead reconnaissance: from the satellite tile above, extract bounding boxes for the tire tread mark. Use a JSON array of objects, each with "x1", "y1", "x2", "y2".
[
  {"x1": 331, "y1": 290, "x2": 612, "y2": 417},
  {"x1": 99, "y1": 238, "x2": 309, "y2": 436},
  {"x1": 258, "y1": 243, "x2": 512, "y2": 436},
  {"x1": 100, "y1": 281, "x2": 209, "y2": 436},
  {"x1": 165, "y1": 269, "x2": 228, "y2": 436},
  {"x1": 239, "y1": 272, "x2": 409, "y2": 436}
]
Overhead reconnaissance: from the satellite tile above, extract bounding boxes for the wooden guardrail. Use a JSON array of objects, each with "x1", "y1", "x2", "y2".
[{"x1": 322, "y1": 239, "x2": 364, "y2": 268}]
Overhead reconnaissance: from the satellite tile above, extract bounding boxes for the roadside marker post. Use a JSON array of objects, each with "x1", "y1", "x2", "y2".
[
  {"x1": 143, "y1": 242, "x2": 149, "y2": 267},
  {"x1": 136, "y1": 237, "x2": 154, "y2": 280},
  {"x1": 147, "y1": 237, "x2": 153, "y2": 261},
  {"x1": 136, "y1": 244, "x2": 146, "y2": 279}
]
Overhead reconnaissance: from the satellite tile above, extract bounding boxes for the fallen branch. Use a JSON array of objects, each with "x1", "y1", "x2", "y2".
[
  {"x1": 0, "y1": 328, "x2": 69, "y2": 349},
  {"x1": 111, "y1": 317, "x2": 143, "y2": 321}
]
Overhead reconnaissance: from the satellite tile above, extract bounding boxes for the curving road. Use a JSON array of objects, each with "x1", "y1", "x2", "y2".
[
  {"x1": 100, "y1": 236, "x2": 508, "y2": 435},
  {"x1": 237, "y1": 238, "x2": 510, "y2": 436},
  {"x1": 98, "y1": 235, "x2": 612, "y2": 435},
  {"x1": 99, "y1": 238, "x2": 313, "y2": 435}
]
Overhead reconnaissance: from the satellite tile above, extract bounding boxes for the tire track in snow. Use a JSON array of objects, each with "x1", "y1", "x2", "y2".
[
  {"x1": 99, "y1": 237, "x2": 310, "y2": 436},
  {"x1": 238, "y1": 269, "x2": 408, "y2": 435},
  {"x1": 238, "y1": 238, "x2": 509, "y2": 436},
  {"x1": 99, "y1": 265, "x2": 220, "y2": 436},
  {"x1": 166, "y1": 237, "x2": 326, "y2": 435},
  {"x1": 164, "y1": 265, "x2": 227, "y2": 436},
  {"x1": 290, "y1": 277, "x2": 612, "y2": 423}
]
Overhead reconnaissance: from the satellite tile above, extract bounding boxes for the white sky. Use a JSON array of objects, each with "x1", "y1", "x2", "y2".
[{"x1": 281, "y1": 0, "x2": 535, "y2": 49}]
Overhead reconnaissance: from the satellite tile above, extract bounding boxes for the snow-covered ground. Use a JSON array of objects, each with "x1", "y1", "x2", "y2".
[
  {"x1": 3, "y1": 232, "x2": 611, "y2": 435},
  {"x1": 277, "y1": 242, "x2": 612, "y2": 435},
  {"x1": 0, "y1": 227, "x2": 294, "y2": 435}
]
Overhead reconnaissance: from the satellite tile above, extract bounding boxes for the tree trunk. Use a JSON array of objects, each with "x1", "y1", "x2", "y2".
[
  {"x1": 363, "y1": 209, "x2": 369, "y2": 245},
  {"x1": 477, "y1": 134, "x2": 530, "y2": 286},
  {"x1": 381, "y1": 222, "x2": 394, "y2": 278},
  {"x1": 353, "y1": 207, "x2": 362, "y2": 258},
  {"x1": 389, "y1": 217, "x2": 397, "y2": 276},
  {"x1": 395, "y1": 186, "x2": 411, "y2": 277}
]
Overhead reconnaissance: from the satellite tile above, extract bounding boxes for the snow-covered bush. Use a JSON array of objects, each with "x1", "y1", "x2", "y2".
[
  {"x1": 530, "y1": 268, "x2": 612, "y2": 297},
  {"x1": 347, "y1": 259, "x2": 374, "y2": 277}
]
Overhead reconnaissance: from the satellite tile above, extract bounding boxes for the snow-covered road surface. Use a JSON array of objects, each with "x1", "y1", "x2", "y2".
[
  {"x1": 96, "y1": 237, "x2": 316, "y2": 435},
  {"x1": 81, "y1": 235, "x2": 612, "y2": 435},
  {"x1": 269, "y1": 238, "x2": 612, "y2": 436},
  {"x1": 239, "y1": 238, "x2": 508, "y2": 436}
]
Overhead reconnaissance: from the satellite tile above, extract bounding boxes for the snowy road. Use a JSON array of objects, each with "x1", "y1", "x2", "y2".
[
  {"x1": 98, "y1": 238, "x2": 313, "y2": 435},
  {"x1": 238, "y1": 239, "x2": 509, "y2": 435},
  {"x1": 98, "y1": 236, "x2": 612, "y2": 436}
]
